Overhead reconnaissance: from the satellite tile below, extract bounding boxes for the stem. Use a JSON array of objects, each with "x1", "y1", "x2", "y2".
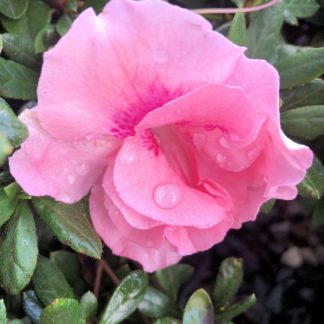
[
  {"x1": 193, "y1": 0, "x2": 281, "y2": 15},
  {"x1": 101, "y1": 259, "x2": 121, "y2": 285},
  {"x1": 93, "y1": 261, "x2": 104, "y2": 298}
]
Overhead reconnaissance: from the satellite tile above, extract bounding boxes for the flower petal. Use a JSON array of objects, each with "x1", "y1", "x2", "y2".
[
  {"x1": 9, "y1": 109, "x2": 118, "y2": 203},
  {"x1": 90, "y1": 184, "x2": 181, "y2": 272},
  {"x1": 37, "y1": 0, "x2": 244, "y2": 140}
]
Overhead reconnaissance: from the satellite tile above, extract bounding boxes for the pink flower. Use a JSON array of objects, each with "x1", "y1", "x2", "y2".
[{"x1": 9, "y1": 0, "x2": 312, "y2": 272}]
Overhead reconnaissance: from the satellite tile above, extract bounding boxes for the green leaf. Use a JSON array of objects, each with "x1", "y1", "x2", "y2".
[
  {"x1": 0, "y1": 0, "x2": 29, "y2": 19},
  {"x1": 283, "y1": 0, "x2": 319, "y2": 25},
  {"x1": 34, "y1": 24, "x2": 59, "y2": 54},
  {"x1": 4, "y1": 182, "x2": 21, "y2": 200},
  {"x1": 40, "y1": 299, "x2": 85, "y2": 324},
  {"x1": 100, "y1": 270, "x2": 149, "y2": 324},
  {"x1": 275, "y1": 47, "x2": 324, "y2": 89},
  {"x1": 183, "y1": 289, "x2": 214, "y2": 324},
  {"x1": 1, "y1": 0, "x2": 52, "y2": 39},
  {"x1": 80, "y1": 291, "x2": 98, "y2": 322},
  {"x1": 50, "y1": 250, "x2": 80, "y2": 286},
  {"x1": 0, "y1": 187, "x2": 17, "y2": 227},
  {"x1": 312, "y1": 198, "x2": 324, "y2": 227},
  {"x1": 260, "y1": 199, "x2": 276, "y2": 214},
  {"x1": 215, "y1": 294, "x2": 256, "y2": 322},
  {"x1": 154, "y1": 318, "x2": 181, "y2": 324},
  {"x1": 281, "y1": 105, "x2": 324, "y2": 140},
  {"x1": 155, "y1": 264, "x2": 194, "y2": 301},
  {"x1": 22, "y1": 290, "x2": 43, "y2": 324},
  {"x1": 0, "y1": 98, "x2": 28, "y2": 147},
  {"x1": 0, "y1": 300, "x2": 6, "y2": 323},
  {"x1": 138, "y1": 287, "x2": 182, "y2": 319},
  {"x1": 2, "y1": 33, "x2": 41, "y2": 70},
  {"x1": 32, "y1": 255, "x2": 74, "y2": 305},
  {"x1": 246, "y1": 2, "x2": 284, "y2": 62},
  {"x1": 83, "y1": 0, "x2": 108, "y2": 13},
  {"x1": 33, "y1": 197, "x2": 102, "y2": 259},
  {"x1": 0, "y1": 134, "x2": 13, "y2": 166},
  {"x1": 0, "y1": 202, "x2": 38, "y2": 294},
  {"x1": 56, "y1": 15, "x2": 72, "y2": 36},
  {"x1": 281, "y1": 79, "x2": 324, "y2": 111},
  {"x1": 213, "y1": 257, "x2": 243, "y2": 308},
  {"x1": 0, "y1": 58, "x2": 38, "y2": 100},
  {"x1": 298, "y1": 157, "x2": 324, "y2": 199},
  {"x1": 228, "y1": 12, "x2": 246, "y2": 46}
]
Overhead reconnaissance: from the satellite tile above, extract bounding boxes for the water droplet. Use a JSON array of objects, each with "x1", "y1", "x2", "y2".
[
  {"x1": 219, "y1": 137, "x2": 230, "y2": 148},
  {"x1": 118, "y1": 146, "x2": 137, "y2": 165},
  {"x1": 216, "y1": 154, "x2": 226, "y2": 164},
  {"x1": 77, "y1": 162, "x2": 90, "y2": 175},
  {"x1": 60, "y1": 193, "x2": 73, "y2": 203},
  {"x1": 67, "y1": 174, "x2": 75, "y2": 185},
  {"x1": 153, "y1": 184, "x2": 182, "y2": 209}
]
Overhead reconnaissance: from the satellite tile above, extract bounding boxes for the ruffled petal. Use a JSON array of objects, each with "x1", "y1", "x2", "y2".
[
  {"x1": 37, "y1": 0, "x2": 244, "y2": 139},
  {"x1": 90, "y1": 184, "x2": 182, "y2": 272},
  {"x1": 9, "y1": 109, "x2": 118, "y2": 203}
]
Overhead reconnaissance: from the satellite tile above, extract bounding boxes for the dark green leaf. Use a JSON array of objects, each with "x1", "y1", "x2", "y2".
[
  {"x1": 275, "y1": 47, "x2": 324, "y2": 89},
  {"x1": 183, "y1": 289, "x2": 214, "y2": 324},
  {"x1": 0, "y1": 299, "x2": 6, "y2": 323},
  {"x1": 138, "y1": 287, "x2": 181, "y2": 320},
  {"x1": 213, "y1": 257, "x2": 243, "y2": 308},
  {"x1": 1, "y1": 0, "x2": 52, "y2": 39},
  {"x1": 215, "y1": 294, "x2": 256, "y2": 322},
  {"x1": 298, "y1": 157, "x2": 324, "y2": 199},
  {"x1": 2, "y1": 33, "x2": 41, "y2": 70},
  {"x1": 0, "y1": 202, "x2": 38, "y2": 294},
  {"x1": 0, "y1": 134, "x2": 13, "y2": 166},
  {"x1": 281, "y1": 105, "x2": 324, "y2": 140},
  {"x1": 56, "y1": 15, "x2": 72, "y2": 37},
  {"x1": 155, "y1": 264, "x2": 194, "y2": 301},
  {"x1": 32, "y1": 255, "x2": 74, "y2": 305},
  {"x1": 34, "y1": 25, "x2": 59, "y2": 54},
  {"x1": 0, "y1": 58, "x2": 38, "y2": 100},
  {"x1": 154, "y1": 318, "x2": 181, "y2": 324},
  {"x1": 40, "y1": 299, "x2": 85, "y2": 324},
  {"x1": 246, "y1": 2, "x2": 284, "y2": 62},
  {"x1": 80, "y1": 291, "x2": 98, "y2": 322},
  {"x1": 312, "y1": 198, "x2": 324, "y2": 227},
  {"x1": 260, "y1": 199, "x2": 276, "y2": 214},
  {"x1": 0, "y1": 98, "x2": 28, "y2": 147},
  {"x1": 4, "y1": 182, "x2": 21, "y2": 199},
  {"x1": 281, "y1": 79, "x2": 324, "y2": 111},
  {"x1": 83, "y1": 0, "x2": 108, "y2": 13},
  {"x1": 0, "y1": 0, "x2": 29, "y2": 19},
  {"x1": 228, "y1": 12, "x2": 246, "y2": 46},
  {"x1": 0, "y1": 187, "x2": 17, "y2": 227},
  {"x1": 100, "y1": 270, "x2": 149, "y2": 324},
  {"x1": 33, "y1": 197, "x2": 102, "y2": 259},
  {"x1": 50, "y1": 250, "x2": 80, "y2": 285},
  {"x1": 22, "y1": 291, "x2": 43, "y2": 324}
]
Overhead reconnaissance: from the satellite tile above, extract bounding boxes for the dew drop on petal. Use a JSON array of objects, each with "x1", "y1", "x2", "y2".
[
  {"x1": 216, "y1": 154, "x2": 226, "y2": 164},
  {"x1": 76, "y1": 162, "x2": 90, "y2": 175},
  {"x1": 153, "y1": 184, "x2": 182, "y2": 209},
  {"x1": 118, "y1": 146, "x2": 137, "y2": 165},
  {"x1": 67, "y1": 174, "x2": 75, "y2": 185},
  {"x1": 219, "y1": 137, "x2": 230, "y2": 148}
]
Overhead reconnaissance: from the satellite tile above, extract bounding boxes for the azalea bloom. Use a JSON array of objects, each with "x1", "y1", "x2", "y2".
[{"x1": 10, "y1": 0, "x2": 313, "y2": 272}]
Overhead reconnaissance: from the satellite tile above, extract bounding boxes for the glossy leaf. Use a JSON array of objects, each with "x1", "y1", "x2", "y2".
[
  {"x1": 0, "y1": 58, "x2": 38, "y2": 100},
  {"x1": 0, "y1": 0, "x2": 29, "y2": 19},
  {"x1": 0, "y1": 98, "x2": 28, "y2": 147},
  {"x1": 155, "y1": 264, "x2": 194, "y2": 301},
  {"x1": 2, "y1": 33, "x2": 40, "y2": 70},
  {"x1": 0, "y1": 133, "x2": 13, "y2": 166},
  {"x1": 276, "y1": 47, "x2": 324, "y2": 89},
  {"x1": 281, "y1": 79, "x2": 324, "y2": 110},
  {"x1": 33, "y1": 197, "x2": 102, "y2": 259},
  {"x1": 80, "y1": 291, "x2": 98, "y2": 322},
  {"x1": 40, "y1": 299, "x2": 85, "y2": 324},
  {"x1": 56, "y1": 15, "x2": 72, "y2": 36},
  {"x1": 22, "y1": 291, "x2": 43, "y2": 324},
  {"x1": 0, "y1": 202, "x2": 38, "y2": 294},
  {"x1": 0, "y1": 187, "x2": 17, "y2": 227},
  {"x1": 50, "y1": 250, "x2": 80, "y2": 285},
  {"x1": 246, "y1": 2, "x2": 284, "y2": 62},
  {"x1": 228, "y1": 12, "x2": 246, "y2": 46},
  {"x1": 298, "y1": 157, "x2": 324, "y2": 199},
  {"x1": 138, "y1": 287, "x2": 182, "y2": 319},
  {"x1": 283, "y1": 0, "x2": 319, "y2": 25},
  {"x1": 32, "y1": 255, "x2": 74, "y2": 305},
  {"x1": 215, "y1": 294, "x2": 256, "y2": 322},
  {"x1": 0, "y1": 300, "x2": 6, "y2": 323},
  {"x1": 183, "y1": 289, "x2": 214, "y2": 324},
  {"x1": 213, "y1": 257, "x2": 243, "y2": 307},
  {"x1": 34, "y1": 24, "x2": 59, "y2": 53},
  {"x1": 281, "y1": 105, "x2": 324, "y2": 140},
  {"x1": 100, "y1": 271, "x2": 148, "y2": 324}
]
